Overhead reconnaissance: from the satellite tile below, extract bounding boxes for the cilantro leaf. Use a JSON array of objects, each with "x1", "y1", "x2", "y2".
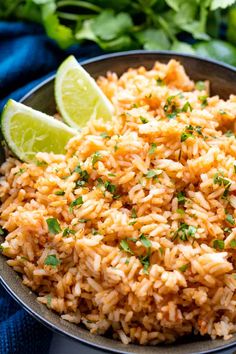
[
  {"x1": 91, "y1": 151, "x2": 102, "y2": 167},
  {"x1": 46, "y1": 218, "x2": 61, "y2": 235},
  {"x1": 213, "y1": 239, "x2": 225, "y2": 250},
  {"x1": 140, "y1": 234, "x2": 152, "y2": 248},
  {"x1": 226, "y1": 213, "x2": 235, "y2": 225},
  {"x1": 62, "y1": 228, "x2": 76, "y2": 237},
  {"x1": 44, "y1": 254, "x2": 61, "y2": 268},
  {"x1": 177, "y1": 192, "x2": 186, "y2": 204},
  {"x1": 69, "y1": 196, "x2": 83, "y2": 212},
  {"x1": 230, "y1": 239, "x2": 236, "y2": 248},
  {"x1": 148, "y1": 143, "x2": 157, "y2": 155},
  {"x1": 120, "y1": 239, "x2": 133, "y2": 254},
  {"x1": 178, "y1": 263, "x2": 188, "y2": 272},
  {"x1": 55, "y1": 190, "x2": 65, "y2": 196}
]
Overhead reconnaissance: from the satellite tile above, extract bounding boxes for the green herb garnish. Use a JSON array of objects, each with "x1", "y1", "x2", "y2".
[
  {"x1": 148, "y1": 143, "x2": 157, "y2": 155},
  {"x1": 176, "y1": 208, "x2": 185, "y2": 215},
  {"x1": 62, "y1": 227, "x2": 76, "y2": 237},
  {"x1": 78, "y1": 218, "x2": 89, "y2": 223},
  {"x1": 140, "y1": 116, "x2": 149, "y2": 124},
  {"x1": 196, "y1": 81, "x2": 206, "y2": 91},
  {"x1": 131, "y1": 208, "x2": 137, "y2": 218},
  {"x1": 69, "y1": 196, "x2": 83, "y2": 212},
  {"x1": 230, "y1": 239, "x2": 236, "y2": 248},
  {"x1": 226, "y1": 213, "x2": 235, "y2": 225},
  {"x1": 213, "y1": 239, "x2": 225, "y2": 250},
  {"x1": 44, "y1": 254, "x2": 61, "y2": 268},
  {"x1": 140, "y1": 234, "x2": 152, "y2": 248},
  {"x1": 181, "y1": 101, "x2": 192, "y2": 113},
  {"x1": 55, "y1": 190, "x2": 65, "y2": 196},
  {"x1": 120, "y1": 239, "x2": 133, "y2": 255},
  {"x1": 100, "y1": 132, "x2": 110, "y2": 139},
  {"x1": 172, "y1": 223, "x2": 197, "y2": 241},
  {"x1": 199, "y1": 95, "x2": 208, "y2": 108},
  {"x1": 36, "y1": 160, "x2": 48, "y2": 167},
  {"x1": 177, "y1": 192, "x2": 186, "y2": 204},
  {"x1": 178, "y1": 264, "x2": 189, "y2": 272},
  {"x1": 91, "y1": 151, "x2": 102, "y2": 167},
  {"x1": 46, "y1": 218, "x2": 61, "y2": 234}
]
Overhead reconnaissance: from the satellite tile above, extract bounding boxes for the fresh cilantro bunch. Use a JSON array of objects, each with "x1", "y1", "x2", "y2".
[{"x1": 1, "y1": 0, "x2": 236, "y2": 65}]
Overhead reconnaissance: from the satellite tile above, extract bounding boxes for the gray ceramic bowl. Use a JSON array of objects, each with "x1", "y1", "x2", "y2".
[{"x1": 1, "y1": 51, "x2": 236, "y2": 354}]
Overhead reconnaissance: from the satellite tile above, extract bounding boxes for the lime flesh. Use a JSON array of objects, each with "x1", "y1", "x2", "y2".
[
  {"x1": 55, "y1": 55, "x2": 114, "y2": 129},
  {"x1": 1, "y1": 99, "x2": 77, "y2": 162}
]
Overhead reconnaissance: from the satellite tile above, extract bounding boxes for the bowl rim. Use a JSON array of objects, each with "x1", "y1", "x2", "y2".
[{"x1": 1, "y1": 50, "x2": 236, "y2": 354}]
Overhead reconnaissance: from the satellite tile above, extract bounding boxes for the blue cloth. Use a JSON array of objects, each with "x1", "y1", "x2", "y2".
[{"x1": 0, "y1": 20, "x2": 102, "y2": 354}]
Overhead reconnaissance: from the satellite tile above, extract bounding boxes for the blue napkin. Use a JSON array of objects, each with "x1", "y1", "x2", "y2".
[{"x1": 0, "y1": 20, "x2": 102, "y2": 354}]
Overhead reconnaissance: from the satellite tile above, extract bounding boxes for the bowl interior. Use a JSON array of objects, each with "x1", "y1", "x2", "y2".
[{"x1": 1, "y1": 51, "x2": 236, "y2": 354}]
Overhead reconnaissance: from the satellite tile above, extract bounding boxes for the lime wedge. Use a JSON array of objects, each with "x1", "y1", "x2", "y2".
[
  {"x1": 1, "y1": 99, "x2": 77, "y2": 162},
  {"x1": 55, "y1": 55, "x2": 114, "y2": 129}
]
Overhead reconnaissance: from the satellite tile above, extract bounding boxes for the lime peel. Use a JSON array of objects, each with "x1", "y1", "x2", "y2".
[
  {"x1": 55, "y1": 55, "x2": 114, "y2": 129},
  {"x1": 1, "y1": 99, "x2": 77, "y2": 162}
]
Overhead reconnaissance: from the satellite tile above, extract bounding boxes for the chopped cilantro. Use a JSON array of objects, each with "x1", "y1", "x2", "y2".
[
  {"x1": 159, "y1": 247, "x2": 164, "y2": 255},
  {"x1": 0, "y1": 227, "x2": 4, "y2": 235},
  {"x1": 181, "y1": 132, "x2": 194, "y2": 142},
  {"x1": 139, "y1": 254, "x2": 150, "y2": 274},
  {"x1": 166, "y1": 112, "x2": 177, "y2": 119},
  {"x1": 213, "y1": 172, "x2": 231, "y2": 187},
  {"x1": 92, "y1": 228, "x2": 99, "y2": 235},
  {"x1": 178, "y1": 264, "x2": 188, "y2": 272},
  {"x1": 100, "y1": 132, "x2": 110, "y2": 139},
  {"x1": 224, "y1": 227, "x2": 231, "y2": 234},
  {"x1": 46, "y1": 295, "x2": 52, "y2": 307},
  {"x1": 114, "y1": 142, "x2": 119, "y2": 151},
  {"x1": 69, "y1": 196, "x2": 83, "y2": 212},
  {"x1": 14, "y1": 168, "x2": 25, "y2": 176},
  {"x1": 199, "y1": 95, "x2": 208, "y2": 108},
  {"x1": 181, "y1": 101, "x2": 192, "y2": 113},
  {"x1": 213, "y1": 239, "x2": 225, "y2": 250},
  {"x1": 78, "y1": 218, "x2": 89, "y2": 223},
  {"x1": 74, "y1": 164, "x2": 89, "y2": 183},
  {"x1": 177, "y1": 192, "x2": 186, "y2": 204},
  {"x1": 125, "y1": 258, "x2": 130, "y2": 265},
  {"x1": 44, "y1": 254, "x2": 61, "y2": 268},
  {"x1": 145, "y1": 170, "x2": 159, "y2": 179},
  {"x1": 108, "y1": 173, "x2": 116, "y2": 177},
  {"x1": 172, "y1": 223, "x2": 197, "y2": 241},
  {"x1": 120, "y1": 239, "x2": 133, "y2": 255},
  {"x1": 128, "y1": 220, "x2": 137, "y2": 225},
  {"x1": 104, "y1": 181, "x2": 116, "y2": 194},
  {"x1": 140, "y1": 116, "x2": 149, "y2": 124},
  {"x1": 230, "y1": 239, "x2": 236, "y2": 248},
  {"x1": 219, "y1": 109, "x2": 226, "y2": 115},
  {"x1": 176, "y1": 208, "x2": 185, "y2": 215},
  {"x1": 91, "y1": 151, "x2": 102, "y2": 167},
  {"x1": 36, "y1": 160, "x2": 48, "y2": 167},
  {"x1": 195, "y1": 126, "x2": 203, "y2": 136},
  {"x1": 62, "y1": 227, "x2": 76, "y2": 237},
  {"x1": 225, "y1": 130, "x2": 235, "y2": 137},
  {"x1": 140, "y1": 234, "x2": 152, "y2": 248},
  {"x1": 131, "y1": 208, "x2": 137, "y2": 218},
  {"x1": 55, "y1": 190, "x2": 65, "y2": 196},
  {"x1": 148, "y1": 143, "x2": 157, "y2": 155},
  {"x1": 226, "y1": 213, "x2": 235, "y2": 225},
  {"x1": 156, "y1": 77, "x2": 164, "y2": 86},
  {"x1": 196, "y1": 81, "x2": 205, "y2": 91},
  {"x1": 46, "y1": 218, "x2": 61, "y2": 235}
]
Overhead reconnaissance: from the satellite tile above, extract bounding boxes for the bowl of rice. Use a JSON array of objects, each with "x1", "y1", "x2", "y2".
[{"x1": 1, "y1": 50, "x2": 236, "y2": 354}]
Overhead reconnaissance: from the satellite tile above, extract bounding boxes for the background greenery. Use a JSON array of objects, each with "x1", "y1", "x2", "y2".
[{"x1": 1, "y1": 0, "x2": 236, "y2": 65}]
